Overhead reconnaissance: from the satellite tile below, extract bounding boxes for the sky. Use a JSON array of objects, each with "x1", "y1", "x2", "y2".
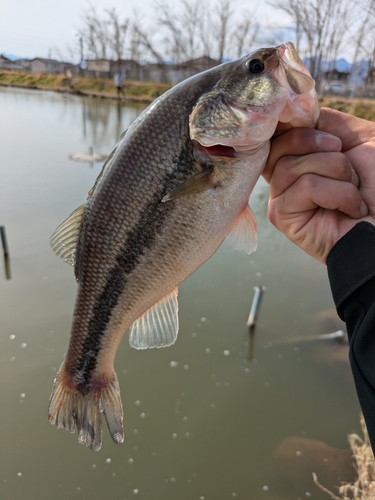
[{"x1": 0, "y1": 0, "x2": 292, "y2": 62}]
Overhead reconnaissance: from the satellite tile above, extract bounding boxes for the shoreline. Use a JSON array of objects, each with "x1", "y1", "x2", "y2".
[
  {"x1": 0, "y1": 70, "x2": 172, "y2": 103},
  {"x1": 1, "y1": 71, "x2": 375, "y2": 120}
]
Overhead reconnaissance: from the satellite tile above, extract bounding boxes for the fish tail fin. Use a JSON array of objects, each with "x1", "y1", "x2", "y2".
[{"x1": 48, "y1": 364, "x2": 124, "y2": 451}]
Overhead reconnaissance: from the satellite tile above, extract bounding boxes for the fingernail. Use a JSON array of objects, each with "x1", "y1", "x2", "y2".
[
  {"x1": 315, "y1": 132, "x2": 342, "y2": 151},
  {"x1": 360, "y1": 200, "x2": 368, "y2": 217}
]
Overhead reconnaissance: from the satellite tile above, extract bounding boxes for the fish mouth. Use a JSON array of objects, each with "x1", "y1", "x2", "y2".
[{"x1": 198, "y1": 143, "x2": 237, "y2": 158}]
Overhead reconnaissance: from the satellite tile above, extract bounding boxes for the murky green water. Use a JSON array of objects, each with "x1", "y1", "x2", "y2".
[{"x1": 0, "y1": 87, "x2": 361, "y2": 500}]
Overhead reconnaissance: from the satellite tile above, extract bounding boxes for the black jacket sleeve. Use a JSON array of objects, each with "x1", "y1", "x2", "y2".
[{"x1": 327, "y1": 221, "x2": 375, "y2": 451}]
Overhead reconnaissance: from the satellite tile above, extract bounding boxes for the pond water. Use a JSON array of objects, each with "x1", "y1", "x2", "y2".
[{"x1": 0, "y1": 87, "x2": 361, "y2": 500}]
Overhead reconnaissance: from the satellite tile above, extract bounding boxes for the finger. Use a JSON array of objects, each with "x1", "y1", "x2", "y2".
[
  {"x1": 269, "y1": 151, "x2": 358, "y2": 199},
  {"x1": 263, "y1": 127, "x2": 342, "y2": 183},
  {"x1": 319, "y1": 108, "x2": 375, "y2": 151},
  {"x1": 268, "y1": 175, "x2": 367, "y2": 231}
]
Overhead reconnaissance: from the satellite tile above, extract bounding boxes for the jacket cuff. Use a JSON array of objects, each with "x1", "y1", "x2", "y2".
[{"x1": 327, "y1": 222, "x2": 375, "y2": 310}]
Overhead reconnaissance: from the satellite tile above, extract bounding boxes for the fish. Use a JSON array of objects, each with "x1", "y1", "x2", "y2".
[{"x1": 48, "y1": 42, "x2": 319, "y2": 451}]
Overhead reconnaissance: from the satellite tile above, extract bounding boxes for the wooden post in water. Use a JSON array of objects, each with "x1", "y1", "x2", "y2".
[
  {"x1": 0, "y1": 226, "x2": 11, "y2": 280},
  {"x1": 246, "y1": 286, "x2": 266, "y2": 360}
]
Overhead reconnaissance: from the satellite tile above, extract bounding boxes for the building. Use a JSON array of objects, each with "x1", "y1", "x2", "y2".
[
  {"x1": 110, "y1": 59, "x2": 140, "y2": 80},
  {"x1": 29, "y1": 57, "x2": 67, "y2": 74},
  {"x1": 0, "y1": 54, "x2": 26, "y2": 71}
]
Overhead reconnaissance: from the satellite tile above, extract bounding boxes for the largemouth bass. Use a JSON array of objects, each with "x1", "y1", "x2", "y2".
[{"x1": 49, "y1": 42, "x2": 319, "y2": 450}]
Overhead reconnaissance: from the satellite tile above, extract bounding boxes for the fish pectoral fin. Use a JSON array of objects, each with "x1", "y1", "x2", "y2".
[
  {"x1": 129, "y1": 288, "x2": 179, "y2": 349},
  {"x1": 50, "y1": 203, "x2": 86, "y2": 267},
  {"x1": 162, "y1": 170, "x2": 216, "y2": 202},
  {"x1": 227, "y1": 204, "x2": 258, "y2": 255}
]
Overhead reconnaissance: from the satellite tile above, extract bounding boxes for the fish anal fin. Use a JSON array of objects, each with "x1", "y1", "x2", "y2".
[
  {"x1": 129, "y1": 288, "x2": 179, "y2": 349},
  {"x1": 162, "y1": 170, "x2": 216, "y2": 202},
  {"x1": 48, "y1": 364, "x2": 124, "y2": 451},
  {"x1": 50, "y1": 204, "x2": 86, "y2": 267},
  {"x1": 227, "y1": 204, "x2": 258, "y2": 255}
]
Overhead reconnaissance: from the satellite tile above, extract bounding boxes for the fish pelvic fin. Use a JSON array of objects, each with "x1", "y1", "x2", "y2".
[
  {"x1": 50, "y1": 203, "x2": 86, "y2": 267},
  {"x1": 129, "y1": 287, "x2": 179, "y2": 349},
  {"x1": 48, "y1": 364, "x2": 124, "y2": 451},
  {"x1": 227, "y1": 204, "x2": 258, "y2": 254}
]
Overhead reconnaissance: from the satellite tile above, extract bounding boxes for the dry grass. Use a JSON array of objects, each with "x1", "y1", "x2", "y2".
[
  {"x1": 0, "y1": 70, "x2": 171, "y2": 102},
  {"x1": 319, "y1": 97, "x2": 375, "y2": 121},
  {"x1": 2, "y1": 70, "x2": 375, "y2": 117},
  {"x1": 314, "y1": 416, "x2": 375, "y2": 499}
]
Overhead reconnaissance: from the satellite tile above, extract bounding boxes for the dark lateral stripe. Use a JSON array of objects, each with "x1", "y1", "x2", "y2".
[{"x1": 75, "y1": 137, "x2": 195, "y2": 392}]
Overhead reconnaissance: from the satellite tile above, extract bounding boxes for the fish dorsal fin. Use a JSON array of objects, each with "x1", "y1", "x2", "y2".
[
  {"x1": 50, "y1": 203, "x2": 86, "y2": 266},
  {"x1": 129, "y1": 288, "x2": 179, "y2": 349},
  {"x1": 227, "y1": 204, "x2": 258, "y2": 255}
]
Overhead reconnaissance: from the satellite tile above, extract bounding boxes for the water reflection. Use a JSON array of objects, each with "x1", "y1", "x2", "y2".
[{"x1": 0, "y1": 87, "x2": 362, "y2": 500}]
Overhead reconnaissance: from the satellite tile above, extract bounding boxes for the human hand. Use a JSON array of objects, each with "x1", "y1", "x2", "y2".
[{"x1": 263, "y1": 108, "x2": 375, "y2": 264}]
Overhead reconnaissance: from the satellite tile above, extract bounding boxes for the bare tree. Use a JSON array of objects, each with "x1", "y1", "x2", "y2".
[
  {"x1": 269, "y1": 0, "x2": 355, "y2": 85},
  {"x1": 75, "y1": 4, "x2": 130, "y2": 60},
  {"x1": 214, "y1": 0, "x2": 234, "y2": 62},
  {"x1": 105, "y1": 8, "x2": 129, "y2": 60},
  {"x1": 231, "y1": 11, "x2": 260, "y2": 58}
]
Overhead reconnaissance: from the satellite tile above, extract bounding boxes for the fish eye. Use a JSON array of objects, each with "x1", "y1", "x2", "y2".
[{"x1": 247, "y1": 58, "x2": 265, "y2": 74}]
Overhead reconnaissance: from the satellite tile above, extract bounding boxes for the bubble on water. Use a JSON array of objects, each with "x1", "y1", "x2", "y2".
[
  {"x1": 112, "y1": 473, "x2": 116, "y2": 478},
  {"x1": 128, "y1": 458, "x2": 134, "y2": 464},
  {"x1": 172, "y1": 433, "x2": 178, "y2": 439},
  {"x1": 92, "y1": 464, "x2": 96, "y2": 469},
  {"x1": 17, "y1": 473, "x2": 22, "y2": 477},
  {"x1": 232, "y1": 494, "x2": 237, "y2": 498},
  {"x1": 205, "y1": 348, "x2": 211, "y2": 354},
  {"x1": 184, "y1": 365, "x2": 189, "y2": 370},
  {"x1": 262, "y1": 485, "x2": 269, "y2": 491},
  {"x1": 210, "y1": 404, "x2": 215, "y2": 409},
  {"x1": 20, "y1": 393, "x2": 25, "y2": 399},
  {"x1": 170, "y1": 477, "x2": 176, "y2": 483},
  {"x1": 245, "y1": 368, "x2": 250, "y2": 374},
  {"x1": 305, "y1": 493, "x2": 312, "y2": 497},
  {"x1": 223, "y1": 350, "x2": 230, "y2": 356},
  {"x1": 105, "y1": 458, "x2": 111, "y2": 464},
  {"x1": 256, "y1": 272, "x2": 262, "y2": 277},
  {"x1": 296, "y1": 450, "x2": 302, "y2": 456},
  {"x1": 278, "y1": 354, "x2": 283, "y2": 360},
  {"x1": 134, "y1": 400, "x2": 141, "y2": 406},
  {"x1": 21, "y1": 343, "x2": 27, "y2": 348},
  {"x1": 140, "y1": 413, "x2": 145, "y2": 419},
  {"x1": 170, "y1": 361, "x2": 178, "y2": 368},
  {"x1": 122, "y1": 369, "x2": 127, "y2": 374},
  {"x1": 9, "y1": 335, "x2": 16, "y2": 340},
  {"x1": 133, "y1": 489, "x2": 139, "y2": 495},
  {"x1": 185, "y1": 432, "x2": 190, "y2": 438},
  {"x1": 183, "y1": 416, "x2": 188, "y2": 422},
  {"x1": 192, "y1": 332, "x2": 197, "y2": 338},
  {"x1": 133, "y1": 429, "x2": 138, "y2": 435},
  {"x1": 10, "y1": 357, "x2": 15, "y2": 362},
  {"x1": 199, "y1": 496, "x2": 205, "y2": 500},
  {"x1": 201, "y1": 317, "x2": 206, "y2": 323}
]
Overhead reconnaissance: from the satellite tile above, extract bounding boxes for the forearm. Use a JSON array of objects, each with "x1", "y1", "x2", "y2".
[{"x1": 327, "y1": 221, "x2": 375, "y2": 451}]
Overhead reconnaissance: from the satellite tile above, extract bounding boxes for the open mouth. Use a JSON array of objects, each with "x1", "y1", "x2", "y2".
[{"x1": 199, "y1": 144, "x2": 237, "y2": 158}]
